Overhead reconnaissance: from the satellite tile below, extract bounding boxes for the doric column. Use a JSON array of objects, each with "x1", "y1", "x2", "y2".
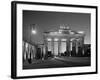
[
  {"x1": 66, "y1": 38, "x2": 70, "y2": 56},
  {"x1": 46, "y1": 41, "x2": 48, "y2": 55},
  {"x1": 70, "y1": 39, "x2": 73, "y2": 56},
  {"x1": 43, "y1": 38, "x2": 48, "y2": 59},
  {"x1": 58, "y1": 39, "x2": 61, "y2": 56},
  {"x1": 79, "y1": 37, "x2": 83, "y2": 47},
  {"x1": 81, "y1": 37, "x2": 84, "y2": 46},
  {"x1": 28, "y1": 45, "x2": 30, "y2": 59},
  {"x1": 66, "y1": 39, "x2": 68, "y2": 53},
  {"x1": 72, "y1": 39, "x2": 76, "y2": 56},
  {"x1": 76, "y1": 39, "x2": 78, "y2": 54},
  {"x1": 79, "y1": 37, "x2": 84, "y2": 56},
  {"x1": 81, "y1": 37, "x2": 84, "y2": 55},
  {"x1": 51, "y1": 38, "x2": 54, "y2": 56},
  {"x1": 42, "y1": 45, "x2": 45, "y2": 60},
  {"x1": 72, "y1": 39, "x2": 76, "y2": 48},
  {"x1": 76, "y1": 38, "x2": 83, "y2": 56}
]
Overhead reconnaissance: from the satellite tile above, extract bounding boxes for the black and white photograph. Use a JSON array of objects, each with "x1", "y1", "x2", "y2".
[
  {"x1": 23, "y1": 10, "x2": 91, "y2": 69},
  {"x1": 11, "y1": 1, "x2": 97, "y2": 79}
]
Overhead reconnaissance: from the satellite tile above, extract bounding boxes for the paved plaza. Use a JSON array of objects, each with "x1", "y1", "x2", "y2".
[{"x1": 23, "y1": 56, "x2": 90, "y2": 69}]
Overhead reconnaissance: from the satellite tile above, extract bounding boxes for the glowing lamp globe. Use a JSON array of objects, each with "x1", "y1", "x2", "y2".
[{"x1": 32, "y1": 30, "x2": 36, "y2": 34}]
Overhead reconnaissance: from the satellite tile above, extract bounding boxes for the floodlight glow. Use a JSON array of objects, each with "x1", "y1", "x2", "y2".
[
  {"x1": 47, "y1": 38, "x2": 52, "y2": 41},
  {"x1": 61, "y1": 39, "x2": 66, "y2": 41},
  {"x1": 32, "y1": 30, "x2": 36, "y2": 34},
  {"x1": 59, "y1": 30, "x2": 62, "y2": 33},
  {"x1": 70, "y1": 38, "x2": 75, "y2": 41},
  {"x1": 78, "y1": 31, "x2": 84, "y2": 34},
  {"x1": 25, "y1": 43, "x2": 28, "y2": 48},
  {"x1": 54, "y1": 38, "x2": 59, "y2": 41}
]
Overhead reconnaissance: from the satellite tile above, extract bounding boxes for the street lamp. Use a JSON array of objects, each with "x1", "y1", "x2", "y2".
[
  {"x1": 30, "y1": 24, "x2": 37, "y2": 43},
  {"x1": 32, "y1": 29, "x2": 36, "y2": 34},
  {"x1": 31, "y1": 24, "x2": 37, "y2": 34}
]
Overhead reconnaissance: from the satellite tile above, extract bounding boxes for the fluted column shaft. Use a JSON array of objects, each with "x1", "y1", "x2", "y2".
[
  {"x1": 76, "y1": 39, "x2": 78, "y2": 54},
  {"x1": 66, "y1": 38, "x2": 70, "y2": 56},
  {"x1": 51, "y1": 38, "x2": 54, "y2": 56},
  {"x1": 58, "y1": 39, "x2": 61, "y2": 56}
]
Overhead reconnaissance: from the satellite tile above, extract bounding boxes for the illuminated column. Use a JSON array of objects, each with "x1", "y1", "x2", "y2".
[
  {"x1": 44, "y1": 38, "x2": 48, "y2": 58},
  {"x1": 70, "y1": 39, "x2": 73, "y2": 51},
  {"x1": 81, "y1": 37, "x2": 85, "y2": 55},
  {"x1": 42, "y1": 45, "x2": 45, "y2": 60},
  {"x1": 46, "y1": 41, "x2": 48, "y2": 55},
  {"x1": 76, "y1": 39, "x2": 79, "y2": 54},
  {"x1": 28, "y1": 44, "x2": 30, "y2": 59},
  {"x1": 72, "y1": 39, "x2": 76, "y2": 56},
  {"x1": 81, "y1": 37, "x2": 84, "y2": 46},
  {"x1": 76, "y1": 38, "x2": 83, "y2": 56},
  {"x1": 66, "y1": 38, "x2": 70, "y2": 56},
  {"x1": 79, "y1": 37, "x2": 83, "y2": 47},
  {"x1": 51, "y1": 38, "x2": 54, "y2": 56},
  {"x1": 58, "y1": 39, "x2": 61, "y2": 56},
  {"x1": 54, "y1": 38, "x2": 59, "y2": 56},
  {"x1": 25, "y1": 43, "x2": 28, "y2": 61},
  {"x1": 32, "y1": 46, "x2": 35, "y2": 59},
  {"x1": 78, "y1": 37, "x2": 84, "y2": 56},
  {"x1": 70, "y1": 39, "x2": 73, "y2": 57},
  {"x1": 72, "y1": 39, "x2": 76, "y2": 49}
]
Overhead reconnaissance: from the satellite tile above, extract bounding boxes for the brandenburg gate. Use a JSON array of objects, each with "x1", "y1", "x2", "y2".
[{"x1": 43, "y1": 26, "x2": 85, "y2": 57}]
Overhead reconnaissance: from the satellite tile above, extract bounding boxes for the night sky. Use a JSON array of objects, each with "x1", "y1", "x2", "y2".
[{"x1": 23, "y1": 10, "x2": 91, "y2": 44}]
